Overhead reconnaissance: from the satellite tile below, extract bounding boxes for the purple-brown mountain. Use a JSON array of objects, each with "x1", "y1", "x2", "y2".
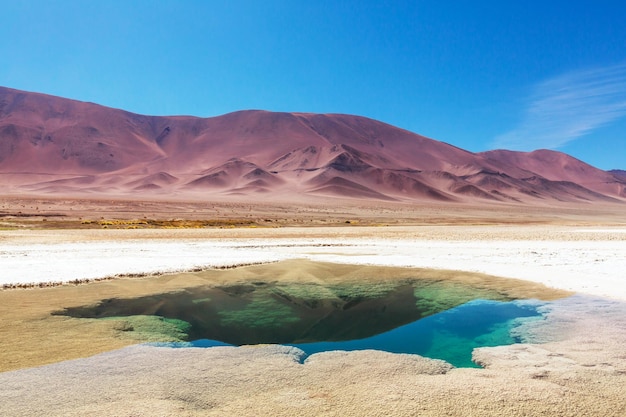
[{"x1": 1, "y1": 86, "x2": 625, "y2": 204}]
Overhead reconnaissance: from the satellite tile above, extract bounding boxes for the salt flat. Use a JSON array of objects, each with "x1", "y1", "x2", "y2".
[{"x1": 2, "y1": 225, "x2": 625, "y2": 299}]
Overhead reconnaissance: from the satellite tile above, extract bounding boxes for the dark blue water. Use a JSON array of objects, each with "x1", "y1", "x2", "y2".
[{"x1": 173, "y1": 299, "x2": 542, "y2": 368}]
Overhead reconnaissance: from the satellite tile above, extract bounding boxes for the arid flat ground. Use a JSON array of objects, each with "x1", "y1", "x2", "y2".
[
  {"x1": 1, "y1": 196, "x2": 625, "y2": 416},
  {"x1": 2, "y1": 194, "x2": 626, "y2": 227}
]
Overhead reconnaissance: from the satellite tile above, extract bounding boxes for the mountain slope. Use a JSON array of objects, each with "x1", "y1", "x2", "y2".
[
  {"x1": 609, "y1": 169, "x2": 626, "y2": 181},
  {"x1": 481, "y1": 149, "x2": 626, "y2": 199},
  {"x1": 1, "y1": 86, "x2": 624, "y2": 204}
]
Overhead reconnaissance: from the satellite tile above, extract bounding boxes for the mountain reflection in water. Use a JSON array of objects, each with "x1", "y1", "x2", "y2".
[{"x1": 55, "y1": 279, "x2": 542, "y2": 367}]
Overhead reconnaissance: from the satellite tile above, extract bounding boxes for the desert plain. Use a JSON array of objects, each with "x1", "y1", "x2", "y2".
[{"x1": 0, "y1": 196, "x2": 625, "y2": 416}]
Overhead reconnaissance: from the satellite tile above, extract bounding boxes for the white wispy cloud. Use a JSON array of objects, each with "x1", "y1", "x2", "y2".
[{"x1": 493, "y1": 63, "x2": 626, "y2": 150}]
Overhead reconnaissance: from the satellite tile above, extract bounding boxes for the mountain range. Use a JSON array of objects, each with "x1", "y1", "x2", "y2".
[{"x1": 1, "y1": 86, "x2": 624, "y2": 205}]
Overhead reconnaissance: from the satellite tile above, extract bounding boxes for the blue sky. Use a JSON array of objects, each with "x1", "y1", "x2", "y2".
[{"x1": 1, "y1": 0, "x2": 625, "y2": 170}]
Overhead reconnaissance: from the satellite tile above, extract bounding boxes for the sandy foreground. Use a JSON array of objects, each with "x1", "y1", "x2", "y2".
[{"x1": 1, "y1": 224, "x2": 626, "y2": 416}]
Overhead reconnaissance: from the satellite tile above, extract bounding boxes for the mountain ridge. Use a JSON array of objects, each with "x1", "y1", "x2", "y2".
[{"x1": 1, "y1": 86, "x2": 624, "y2": 205}]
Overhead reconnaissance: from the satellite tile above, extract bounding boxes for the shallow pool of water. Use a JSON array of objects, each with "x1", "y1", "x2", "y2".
[
  {"x1": 293, "y1": 299, "x2": 540, "y2": 367},
  {"x1": 176, "y1": 299, "x2": 541, "y2": 367},
  {"x1": 55, "y1": 279, "x2": 544, "y2": 367}
]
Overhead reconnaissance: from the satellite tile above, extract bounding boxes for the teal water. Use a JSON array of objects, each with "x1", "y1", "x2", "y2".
[
  {"x1": 292, "y1": 299, "x2": 540, "y2": 367},
  {"x1": 54, "y1": 280, "x2": 544, "y2": 367},
  {"x1": 167, "y1": 299, "x2": 542, "y2": 368}
]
